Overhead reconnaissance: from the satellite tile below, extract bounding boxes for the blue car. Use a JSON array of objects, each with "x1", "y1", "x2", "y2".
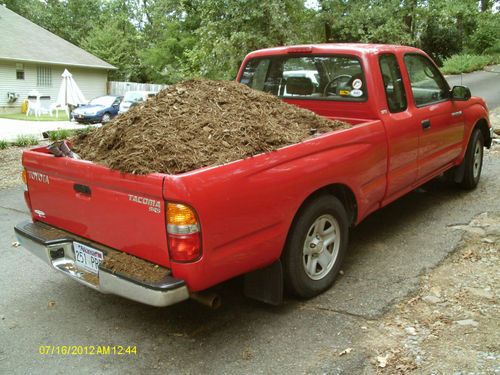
[{"x1": 72, "y1": 95, "x2": 122, "y2": 124}]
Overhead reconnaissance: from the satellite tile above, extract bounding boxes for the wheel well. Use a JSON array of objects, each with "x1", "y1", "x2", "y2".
[
  {"x1": 297, "y1": 184, "x2": 358, "y2": 227},
  {"x1": 475, "y1": 118, "x2": 491, "y2": 148}
]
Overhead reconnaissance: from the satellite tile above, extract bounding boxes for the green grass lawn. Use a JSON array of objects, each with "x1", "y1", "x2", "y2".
[
  {"x1": 0, "y1": 111, "x2": 69, "y2": 121},
  {"x1": 441, "y1": 54, "x2": 500, "y2": 75}
]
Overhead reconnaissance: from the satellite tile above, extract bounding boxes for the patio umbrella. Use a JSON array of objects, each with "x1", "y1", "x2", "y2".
[{"x1": 55, "y1": 69, "x2": 87, "y2": 107}]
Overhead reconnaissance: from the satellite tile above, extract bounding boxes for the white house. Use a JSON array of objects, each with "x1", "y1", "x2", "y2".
[{"x1": 0, "y1": 5, "x2": 116, "y2": 112}]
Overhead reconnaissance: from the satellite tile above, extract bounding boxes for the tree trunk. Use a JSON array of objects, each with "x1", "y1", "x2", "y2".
[{"x1": 325, "y1": 22, "x2": 333, "y2": 42}]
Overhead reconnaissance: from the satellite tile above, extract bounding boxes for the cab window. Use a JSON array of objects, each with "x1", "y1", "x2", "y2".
[
  {"x1": 379, "y1": 54, "x2": 407, "y2": 113},
  {"x1": 240, "y1": 55, "x2": 367, "y2": 102},
  {"x1": 403, "y1": 54, "x2": 449, "y2": 107}
]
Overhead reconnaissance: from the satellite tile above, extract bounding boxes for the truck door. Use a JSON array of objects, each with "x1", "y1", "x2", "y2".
[
  {"x1": 402, "y1": 54, "x2": 465, "y2": 179},
  {"x1": 378, "y1": 53, "x2": 419, "y2": 198}
]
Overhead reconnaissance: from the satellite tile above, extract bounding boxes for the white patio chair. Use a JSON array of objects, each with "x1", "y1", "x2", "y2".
[
  {"x1": 49, "y1": 103, "x2": 69, "y2": 118},
  {"x1": 26, "y1": 98, "x2": 43, "y2": 117}
]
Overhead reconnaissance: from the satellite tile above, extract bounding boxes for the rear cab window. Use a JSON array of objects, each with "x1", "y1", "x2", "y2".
[
  {"x1": 379, "y1": 54, "x2": 407, "y2": 113},
  {"x1": 239, "y1": 55, "x2": 367, "y2": 102}
]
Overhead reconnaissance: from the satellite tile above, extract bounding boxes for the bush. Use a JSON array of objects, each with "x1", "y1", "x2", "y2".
[
  {"x1": 484, "y1": 40, "x2": 500, "y2": 56},
  {"x1": 74, "y1": 126, "x2": 93, "y2": 136},
  {"x1": 13, "y1": 135, "x2": 38, "y2": 147},
  {"x1": 441, "y1": 54, "x2": 500, "y2": 75},
  {"x1": 421, "y1": 20, "x2": 462, "y2": 66},
  {"x1": 0, "y1": 140, "x2": 9, "y2": 150},
  {"x1": 467, "y1": 13, "x2": 500, "y2": 54},
  {"x1": 47, "y1": 128, "x2": 73, "y2": 141}
]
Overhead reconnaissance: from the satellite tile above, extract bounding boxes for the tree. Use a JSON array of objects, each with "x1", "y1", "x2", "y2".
[{"x1": 180, "y1": 0, "x2": 311, "y2": 80}]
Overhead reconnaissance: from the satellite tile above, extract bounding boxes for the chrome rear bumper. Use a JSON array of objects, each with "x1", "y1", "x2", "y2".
[{"x1": 14, "y1": 220, "x2": 189, "y2": 307}]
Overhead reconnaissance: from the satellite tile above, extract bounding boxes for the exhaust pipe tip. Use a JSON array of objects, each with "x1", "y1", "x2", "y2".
[{"x1": 190, "y1": 292, "x2": 221, "y2": 309}]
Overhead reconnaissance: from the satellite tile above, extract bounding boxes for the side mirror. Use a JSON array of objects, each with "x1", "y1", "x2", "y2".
[{"x1": 451, "y1": 85, "x2": 471, "y2": 101}]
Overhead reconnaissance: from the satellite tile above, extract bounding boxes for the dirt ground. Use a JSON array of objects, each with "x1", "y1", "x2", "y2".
[
  {"x1": 362, "y1": 114, "x2": 500, "y2": 374},
  {"x1": 365, "y1": 211, "x2": 499, "y2": 374},
  {"x1": 0, "y1": 146, "x2": 29, "y2": 189}
]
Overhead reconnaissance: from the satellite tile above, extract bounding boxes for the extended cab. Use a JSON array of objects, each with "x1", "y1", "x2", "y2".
[{"x1": 15, "y1": 44, "x2": 492, "y2": 307}]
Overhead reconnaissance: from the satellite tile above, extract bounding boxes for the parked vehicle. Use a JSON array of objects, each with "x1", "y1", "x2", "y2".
[
  {"x1": 72, "y1": 95, "x2": 122, "y2": 124},
  {"x1": 118, "y1": 91, "x2": 156, "y2": 114},
  {"x1": 15, "y1": 44, "x2": 492, "y2": 308}
]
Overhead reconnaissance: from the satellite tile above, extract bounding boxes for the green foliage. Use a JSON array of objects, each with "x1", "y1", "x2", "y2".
[
  {"x1": 13, "y1": 135, "x2": 39, "y2": 147},
  {"x1": 484, "y1": 40, "x2": 500, "y2": 55},
  {"x1": 82, "y1": 18, "x2": 142, "y2": 81},
  {"x1": 0, "y1": 140, "x2": 9, "y2": 150},
  {"x1": 74, "y1": 126, "x2": 94, "y2": 136},
  {"x1": 47, "y1": 129, "x2": 73, "y2": 141},
  {"x1": 318, "y1": 0, "x2": 414, "y2": 45},
  {"x1": 3, "y1": 0, "x2": 499, "y2": 81},
  {"x1": 467, "y1": 12, "x2": 500, "y2": 54},
  {"x1": 441, "y1": 54, "x2": 500, "y2": 75},
  {"x1": 420, "y1": 19, "x2": 462, "y2": 65},
  {"x1": 181, "y1": 0, "x2": 312, "y2": 80}
]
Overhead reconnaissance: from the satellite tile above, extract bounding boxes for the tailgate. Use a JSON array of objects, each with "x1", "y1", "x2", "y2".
[{"x1": 22, "y1": 146, "x2": 170, "y2": 267}]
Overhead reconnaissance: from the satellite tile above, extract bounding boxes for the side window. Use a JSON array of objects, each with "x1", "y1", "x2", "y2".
[
  {"x1": 403, "y1": 54, "x2": 449, "y2": 107},
  {"x1": 379, "y1": 54, "x2": 407, "y2": 113},
  {"x1": 240, "y1": 59, "x2": 271, "y2": 92}
]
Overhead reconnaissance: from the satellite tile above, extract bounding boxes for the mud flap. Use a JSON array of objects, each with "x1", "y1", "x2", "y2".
[{"x1": 244, "y1": 260, "x2": 283, "y2": 305}]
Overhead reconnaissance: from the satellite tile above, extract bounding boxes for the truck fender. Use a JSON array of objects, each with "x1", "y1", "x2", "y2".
[{"x1": 452, "y1": 118, "x2": 490, "y2": 183}]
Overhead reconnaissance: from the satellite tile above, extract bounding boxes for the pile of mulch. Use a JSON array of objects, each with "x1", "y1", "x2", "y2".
[
  {"x1": 72, "y1": 79, "x2": 351, "y2": 175},
  {"x1": 101, "y1": 251, "x2": 169, "y2": 283}
]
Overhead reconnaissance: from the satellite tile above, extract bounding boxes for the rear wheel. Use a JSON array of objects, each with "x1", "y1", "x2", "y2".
[
  {"x1": 459, "y1": 129, "x2": 484, "y2": 190},
  {"x1": 283, "y1": 195, "x2": 349, "y2": 298}
]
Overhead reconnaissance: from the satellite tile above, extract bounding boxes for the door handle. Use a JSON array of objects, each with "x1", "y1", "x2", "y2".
[
  {"x1": 421, "y1": 119, "x2": 431, "y2": 130},
  {"x1": 452, "y1": 111, "x2": 463, "y2": 117}
]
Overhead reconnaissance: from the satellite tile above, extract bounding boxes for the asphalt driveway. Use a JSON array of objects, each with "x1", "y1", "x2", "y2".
[{"x1": 1, "y1": 148, "x2": 500, "y2": 374}]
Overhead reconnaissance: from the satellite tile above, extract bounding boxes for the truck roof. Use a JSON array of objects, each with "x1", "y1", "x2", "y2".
[{"x1": 244, "y1": 43, "x2": 423, "y2": 59}]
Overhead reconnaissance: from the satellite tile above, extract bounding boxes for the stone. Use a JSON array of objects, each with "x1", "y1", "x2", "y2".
[
  {"x1": 466, "y1": 287, "x2": 494, "y2": 299},
  {"x1": 456, "y1": 319, "x2": 479, "y2": 327},
  {"x1": 485, "y1": 224, "x2": 500, "y2": 237},
  {"x1": 422, "y1": 295, "x2": 442, "y2": 304},
  {"x1": 405, "y1": 326, "x2": 417, "y2": 335}
]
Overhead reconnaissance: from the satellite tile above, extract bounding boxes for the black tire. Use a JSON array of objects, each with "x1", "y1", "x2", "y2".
[
  {"x1": 101, "y1": 112, "x2": 112, "y2": 124},
  {"x1": 459, "y1": 129, "x2": 484, "y2": 190},
  {"x1": 282, "y1": 195, "x2": 349, "y2": 298}
]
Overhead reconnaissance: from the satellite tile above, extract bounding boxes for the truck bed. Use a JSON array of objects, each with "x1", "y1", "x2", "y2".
[{"x1": 23, "y1": 117, "x2": 386, "y2": 290}]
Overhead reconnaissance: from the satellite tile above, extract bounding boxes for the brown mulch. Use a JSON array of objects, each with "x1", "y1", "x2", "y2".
[
  {"x1": 101, "y1": 251, "x2": 169, "y2": 283},
  {"x1": 72, "y1": 79, "x2": 350, "y2": 175}
]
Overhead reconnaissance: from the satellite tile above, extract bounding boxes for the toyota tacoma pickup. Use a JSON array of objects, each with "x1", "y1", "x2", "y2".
[{"x1": 15, "y1": 44, "x2": 492, "y2": 307}]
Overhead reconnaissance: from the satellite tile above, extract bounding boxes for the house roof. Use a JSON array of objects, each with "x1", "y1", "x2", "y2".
[{"x1": 0, "y1": 5, "x2": 116, "y2": 70}]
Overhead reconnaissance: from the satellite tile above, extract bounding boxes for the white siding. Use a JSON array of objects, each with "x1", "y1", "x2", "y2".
[{"x1": 0, "y1": 60, "x2": 109, "y2": 110}]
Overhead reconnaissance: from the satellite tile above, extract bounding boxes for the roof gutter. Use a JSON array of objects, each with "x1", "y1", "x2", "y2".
[{"x1": 0, "y1": 56, "x2": 117, "y2": 70}]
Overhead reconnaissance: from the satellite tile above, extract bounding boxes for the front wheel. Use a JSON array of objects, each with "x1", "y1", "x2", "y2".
[
  {"x1": 101, "y1": 112, "x2": 112, "y2": 124},
  {"x1": 282, "y1": 195, "x2": 349, "y2": 298},
  {"x1": 459, "y1": 129, "x2": 484, "y2": 190}
]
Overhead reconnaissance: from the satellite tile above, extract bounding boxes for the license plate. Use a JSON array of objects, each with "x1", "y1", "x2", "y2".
[{"x1": 74, "y1": 242, "x2": 103, "y2": 274}]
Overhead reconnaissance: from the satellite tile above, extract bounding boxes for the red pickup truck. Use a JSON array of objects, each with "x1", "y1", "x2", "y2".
[{"x1": 15, "y1": 44, "x2": 492, "y2": 307}]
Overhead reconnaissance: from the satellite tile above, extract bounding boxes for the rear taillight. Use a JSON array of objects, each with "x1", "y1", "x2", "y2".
[{"x1": 166, "y1": 203, "x2": 201, "y2": 262}]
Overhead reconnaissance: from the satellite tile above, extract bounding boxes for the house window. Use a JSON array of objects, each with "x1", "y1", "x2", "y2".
[
  {"x1": 37, "y1": 66, "x2": 52, "y2": 87},
  {"x1": 16, "y1": 63, "x2": 24, "y2": 80}
]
